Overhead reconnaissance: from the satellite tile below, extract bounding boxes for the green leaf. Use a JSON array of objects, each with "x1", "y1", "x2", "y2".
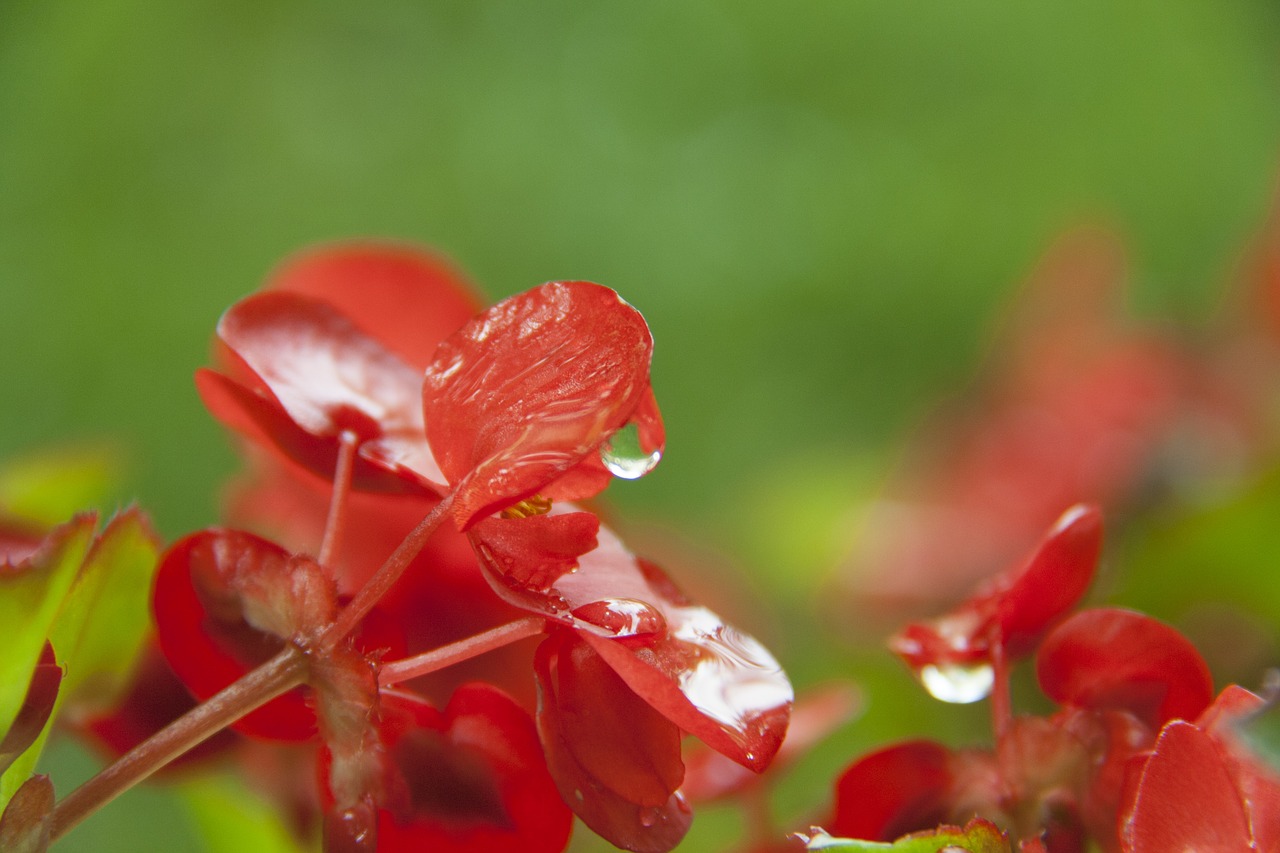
[
  {"x1": 802, "y1": 818, "x2": 1011, "y2": 853},
  {"x1": 47, "y1": 508, "x2": 161, "y2": 713},
  {"x1": 180, "y1": 774, "x2": 309, "y2": 853},
  {"x1": 0, "y1": 515, "x2": 96, "y2": 809}
]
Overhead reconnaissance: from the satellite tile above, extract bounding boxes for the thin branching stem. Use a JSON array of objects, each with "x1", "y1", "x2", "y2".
[
  {"x1": 378, "y1": 616, "x2": 546, "y2": 686},
  {"x1": 317, "y1": 430, "x2": 360, "y2": 569},
  {"x1": 50, "y1": 647, "x2": 307, "y2": 842}
]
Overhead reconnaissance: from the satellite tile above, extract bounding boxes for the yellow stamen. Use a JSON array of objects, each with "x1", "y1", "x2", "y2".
[{"x1": 502, "y1": 495, "x2": 552, "y2": 519}]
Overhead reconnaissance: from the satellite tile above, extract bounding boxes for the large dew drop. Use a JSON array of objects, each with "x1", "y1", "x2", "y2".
[
  {"x1": 571, "y1": 597, "x2": 666, "y2": 638},
  {"x1": 600, "y1": 421, "x2": 662, "y2": 479},
  {"x1": 917, "y1": 661, "x2": 995, "y2": 704}
]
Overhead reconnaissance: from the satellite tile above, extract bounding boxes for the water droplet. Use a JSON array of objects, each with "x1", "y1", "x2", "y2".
[
  {"x1": 639, "y1": 806, "x2": 661, "y2": 828},
  {"x1": 918, "y1": 661, "x2": 995, "y2": 704},
  {"x1": 600, "y1": 421, "x2": 662, "y2": 479},
  {"x1": 674, "y1": 792, "x2": 692, "y2": 815},
  {"x1": 572, "y1": 598, "x2": 666, "y2": 638}
]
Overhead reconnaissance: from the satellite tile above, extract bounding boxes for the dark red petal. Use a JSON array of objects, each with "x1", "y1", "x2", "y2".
[
  {"x1": 266, "y1": 242, "x2": 484, "y2": 369},
  {"x1": 153, "y1": 529, "x2": 316, "y2": 741},
  {"x1": 422, "y1": 281, "x2": 658, "y2": 528},
  {"x1": 534, "y1": 633, "x2": 690, "y2": 853},
  {"x1": 828, "y1": 740, "x2": 956, "y2": 840},
  {"x1": 202, "y1": 291, "x2": 445, "y2": 492},
  {"x1": 1120, "y1": 721, "x2": 1253, "y2": 851},
  {"x1": 470, "y1": 511, "x2": 599, "y2": 591},
  {"x1": 1036, "y1": 608, "x2": 1213, "y2": 728},
  {"x1": 889, "y1": 504, "x2": 1101, "y2": 672},
  {"x1": 375, "y1": 685, "x2": 573, "y2": 853},
  {"x1": 0, "y1": 643, "x2": 61, "y2": 776}
]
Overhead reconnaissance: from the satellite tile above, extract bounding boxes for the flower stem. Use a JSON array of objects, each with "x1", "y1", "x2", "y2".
[
  {"x1": 990, "y1": 637, "x2": 1012, "y2": 739},
  {"x1": 318, "y1": 430, "x2": 359, "y2": 570},
  {"x1": 323, "y1": 494, "x2": 454, "y2": 644},
  {"x1": 50, "y1": 648, "x2": 306, "y2": 842},
  {"x1": 378, "y1": 616, "x2": 545, "y2": 686}
]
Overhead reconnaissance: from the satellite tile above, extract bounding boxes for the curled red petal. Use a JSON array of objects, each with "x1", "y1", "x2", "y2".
[
  {"x1": 470, "y1": 511, "x2": 600, "y2": 591},
  {"x1": 422, "y1": 281, "x2": 659, "y2": 528},
  {"x1": 1195, "y1": 686, "x2": 1280, "y2": 849},
  {"x1": 266, "y1": 242, "x2": 484, "y2": 369},
  {"x1": 0, "y1": 642, "x2": 62, "y2": 777},
  {"x1": 828, "y1": 740, "x2": 957, "y2": 841},
  {"x1": 153, "y1": 529, "x2": 316, "y2": 741},
  {"x1": 1120, "y1": 721, "x2": 1253, "y2": 851},
  {"x1": 1036, "y1": 608, "x2": 1213, "y2": 728},
  {"x1": 889, "y1": 504, "x2": 1101, "y2": 673},
  {"x1": 533, "y1": 633, "x2": 690, "y2": 853},
  {"x1": 375, "y1": 685, "x2": 573, "y2": 853},
  {"x1": 201, "y1": 291, "x2": 445, "y2": 492}
]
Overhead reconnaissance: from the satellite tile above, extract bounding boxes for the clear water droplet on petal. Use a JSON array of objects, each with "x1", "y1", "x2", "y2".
[
  {"x1": 571, "y1": 597, "x2": 666, "y2": 638},
  {"x1": 600, "y1": 421, "x2": 661, "y2": 479},
  {"x1": 639, "y1": 806, "x2": 660, "y2": 827},
  {"x1": 918, "y1": 661, "x2": 995, "y2": 704}
]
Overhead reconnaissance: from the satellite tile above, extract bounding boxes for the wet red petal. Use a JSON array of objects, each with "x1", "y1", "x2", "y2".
[
  {"x1": 0, "y1": 643, "x2": 61, "y2": 777},
  {"x1": 375, "y1": 684, "x2": 573, "y2": 853},
  {"x1": 533, "y1": 633, "x2": 690, "y2": 853},
  {"x1": 476, "y1": 518, "x2": 792, "y2": 771},
  {"x1": 470, "y1": 511, "x2": 600, "y2": 591},
  {"x1": 1120, "y1": 721, "x2": 1253, "y2": 851},
  {"x1": 1036, "y1": 608, "x2": 1213, "y2": 728},
  {"x1": 422, "y1": 281, "x2": 659, "y2": 528},
  {"x1": 889, "y1": 504, "x2": 1101, "y2": 672},
  {"x1": 828, "y1": 740, "x2": 956, "y2": 841},
  {"x1": 201, "y1": 291, "x2": 445, "y2": 492},
  {"x1": 266, "y1": 242, "x2": 484, "y2": 369}
]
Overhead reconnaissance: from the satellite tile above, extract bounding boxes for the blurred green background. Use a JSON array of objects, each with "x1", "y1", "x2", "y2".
[{"x1": 3, "y1": 1, "x2": 1280, "y2": 850}]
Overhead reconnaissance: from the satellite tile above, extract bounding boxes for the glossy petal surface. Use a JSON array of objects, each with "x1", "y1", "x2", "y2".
[
  {"x1": 423, "y1": 281, "x2": 660, "y2": 528},
  {"x1": 890, "y1": 504, "x2": 1101, "y2": 672},
  {"x1": 534, "y1": 633, "x2": 690, "y2": 853},
  {"x1": 829, "y1": 740, "x2": 955, "y2": 841},
  {"x1": 1120, "y1": 721, "x2": 1252, "y2": 851},
  {"x1": 201, "y1": 291, "x2": 445, "y2": 492},
  {"x1": 470, "y1": 511, "x2": 599, "y2": 591},
  {"x1": 1036, "y1": 608, "x2": 1213, "y2": 728},
  {"x1": 479, "y1": 519, "x2": 792, "y2": 770},
  {"x1": 267, "y1": 242, "x2": 483, "y2": 368}
]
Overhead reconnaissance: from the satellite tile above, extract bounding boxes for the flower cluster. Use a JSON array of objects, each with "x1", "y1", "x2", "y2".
[
  {"x1": 815, "y1": 504, "x2": 1280, "y2": 851},
  {"x1": 1, "y1": 243, "x2": 793, "y2": 852}
]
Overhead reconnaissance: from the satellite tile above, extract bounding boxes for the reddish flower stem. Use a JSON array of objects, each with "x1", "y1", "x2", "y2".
[
  {"x1": 50, "y1": 647, "x2": 306, "y2": 842},
  {"x1": 990, "y1": 637, "x2": 1012, "y2": 739},
  {"x1": 323, "y1": 493, "x2": 454, "y2": 644},
  {"x1": 378, "y1": 616, "x2": 546, "y2": 686},
  {"x1": 317, "y1": 430, "x2": 359, "y2": 569}
]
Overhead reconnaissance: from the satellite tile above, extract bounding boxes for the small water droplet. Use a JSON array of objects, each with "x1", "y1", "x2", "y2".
[
  {"x1": 918, "y1": 661, "x2": 995, "y2": 704},
  {"x1": 600, "y1": 421, "x2": 662, "y2": 479},
  {"x1": 639, "y1": 806, "x2": 661, "y2": 828},
  {"x1": 572, "y1": 598, "x2": 666, "y2": 638}
]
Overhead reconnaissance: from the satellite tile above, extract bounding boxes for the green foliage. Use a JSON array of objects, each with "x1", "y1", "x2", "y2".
[{"x1": 803, "y1": 818, "x2": 1009, "y2": 853}]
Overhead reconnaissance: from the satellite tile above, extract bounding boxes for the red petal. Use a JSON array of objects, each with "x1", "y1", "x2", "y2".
[
  {"x1": 375, "y1": 685, "x2": 573, "y2": 853},
  {"x1": 266, "y1": 242, "x2": 484, "y2": 369},
  {"x1": 470, "y1": 511, "x2": 600, "y2": 591},
  {"x1": 1036, "y1": 608, "x2": 1213, "y2": 728},
  {"x1": 202, "y1": 292, "x2": 445, "y2": 492},
  {"x1": 1196, "y1": 686, "x2": 1280, "y2": 850},
  {"x1": 477, "y1": 518, "x2": 792, "y2": 770},
  {"x1": 534, "y1": 633, "x2": 690, "y2": 853},
  {"x1": 889, "y1": 504, "x2": 1101, "y2": 672},
  {"x1": 828, "y1": 740, "x2": 956, "y2": 840},
  {"x1": 1120, "y1": 721, "x2": 1253, "y2": 851},
  {"x1": 0, "y1": 643, "x2": 61, "y2": 776},
  {"x1": 153, "y1": 529, "x2": 318, "y2": 741},
  {"x1": 422, "y1": 281, "x2": 660, "y2": 528}
]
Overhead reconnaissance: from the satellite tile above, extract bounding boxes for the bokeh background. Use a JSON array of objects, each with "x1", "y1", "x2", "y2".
[{"x1": 3, "y1": 1, "x2": 1280, "y2": 850}]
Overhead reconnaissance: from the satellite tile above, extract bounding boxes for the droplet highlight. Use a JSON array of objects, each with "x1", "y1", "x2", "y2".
[
  {"x1": 571, "y1": 598, "x2": 667, "y2": 638},
  {"x1": 918, "y1": 661, "x2": 995, "y2": 704},
  {"x1": 600, "y1": 421, "x2": 662, "y2": 479}
]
